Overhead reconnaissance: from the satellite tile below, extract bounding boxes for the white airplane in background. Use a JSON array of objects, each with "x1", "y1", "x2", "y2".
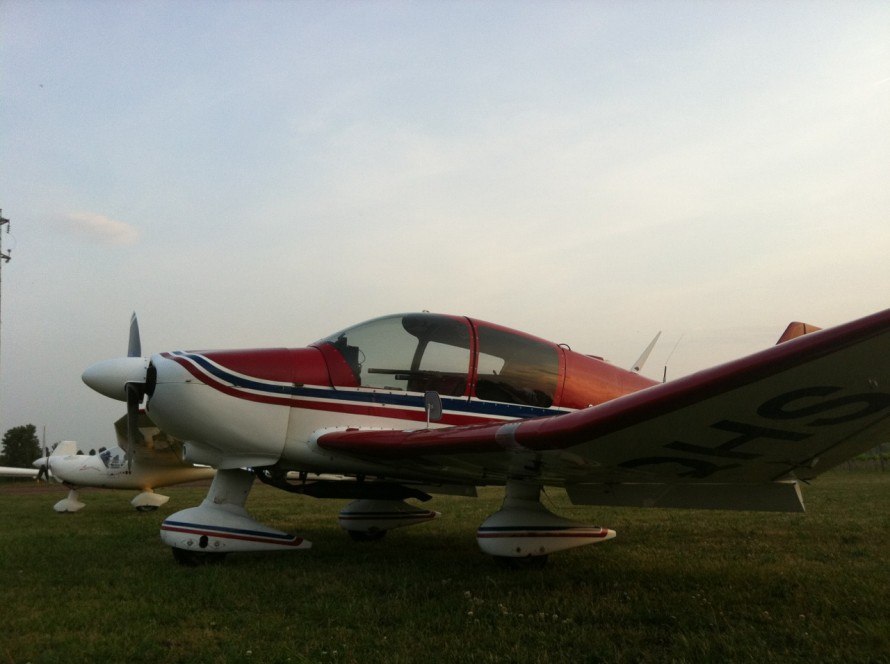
[
  {"x1": 82, "y1": 310, "x2": 890, "y2": 566},
  {"x1": 0, "y1": 412, "x2": 215, "y2": 512}
]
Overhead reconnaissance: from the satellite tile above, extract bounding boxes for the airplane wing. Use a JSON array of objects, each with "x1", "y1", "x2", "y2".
[
  {"x1": 0, "y1": 466, "x2": 39, "y2": 478},
  {"x1": 316, "y1": 309, "x2": 890, "y2": 512}
]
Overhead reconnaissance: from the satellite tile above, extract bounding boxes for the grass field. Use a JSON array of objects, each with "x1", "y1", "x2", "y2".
[{"x1": 1, "y1": 471, "x2": 888, "y2": 663}]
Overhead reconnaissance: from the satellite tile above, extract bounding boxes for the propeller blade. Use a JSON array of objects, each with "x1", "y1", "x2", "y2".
[
  {"x1": 631, "y1": 331, "x2": 662, "y2": 373},
  {"x1": 128, "y1": 312, "x2": 141, "y2": 358},
  {"x1": 125, "y1": 383, "x2": 142, "y2": 472},
  {"x1": 86, "y1": 312, "x2": 149, "y2": 472}
]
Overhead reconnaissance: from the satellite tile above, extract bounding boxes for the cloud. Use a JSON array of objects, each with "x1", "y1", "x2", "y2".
[{"x1": 63, "y1": 212, "x2": 140, "y2": 246}]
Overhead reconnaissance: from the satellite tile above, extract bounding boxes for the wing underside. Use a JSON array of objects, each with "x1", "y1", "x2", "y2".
[{"x1": 316, "y1": 309, "x2": 890, "y2": 512}]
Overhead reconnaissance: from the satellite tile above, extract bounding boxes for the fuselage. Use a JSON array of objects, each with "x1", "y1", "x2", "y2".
[
  {"x1": 41, "y1": 446, "x2": 214, "y2": 490},
  {"x1": 144, "y1": 313, "x2": 658, "y2": 476}
]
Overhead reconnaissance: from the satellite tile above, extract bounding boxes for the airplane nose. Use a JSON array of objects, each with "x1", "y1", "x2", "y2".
[
  {"x1": 82, "y1": 357, "x2": 150, "y2": 401},
  {"x1": 32, "y1": 457, "x2": 46, "y2": 470}
]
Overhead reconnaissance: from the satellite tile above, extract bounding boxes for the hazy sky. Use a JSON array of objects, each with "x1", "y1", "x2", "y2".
[{"x1": 1, "y1": 1, "x2": 888, "y2": 448}]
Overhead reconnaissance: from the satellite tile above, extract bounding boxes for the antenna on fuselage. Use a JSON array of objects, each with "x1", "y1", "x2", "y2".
[{"x1": 662, "y1": 333, "x2": 685, "y2": 383}]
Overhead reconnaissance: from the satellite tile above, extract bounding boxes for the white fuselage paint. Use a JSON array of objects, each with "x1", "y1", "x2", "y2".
[
  {"x1": 146, "y1": 353, "x2": 498, "y2": 479},
  {"x1": 46, "y1": 453, "x2": 213, "y2": 490}
]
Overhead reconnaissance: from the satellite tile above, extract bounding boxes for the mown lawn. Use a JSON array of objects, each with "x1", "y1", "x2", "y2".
[{"x1": 1, "y1": 471, "x2": 888, "y2": 663}]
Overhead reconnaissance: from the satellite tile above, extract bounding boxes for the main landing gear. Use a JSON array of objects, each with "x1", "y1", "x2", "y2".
[
  {"x1": 337, "y1": 481, "x2": 615, "y2": 567},
  {"x1": 52, "y1": 488, "x2": 169, "y2": 513},
  {"x1": 338, "y1": 498, "x2": 439, "y2": 541},
  {"x1": 161, "y1": 471, "x2": 613, "y2": 567},
  {"x1": 131, "y1": 490, "x2": 169, "y2": 512},
  {"x1": 476, "y1": 481, "x2": 616, "y2": 566}
]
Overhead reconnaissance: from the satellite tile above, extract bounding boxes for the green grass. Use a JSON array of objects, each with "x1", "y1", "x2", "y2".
[{"x1": 2, "y1": 472, "x2": 889, "y2": 663}]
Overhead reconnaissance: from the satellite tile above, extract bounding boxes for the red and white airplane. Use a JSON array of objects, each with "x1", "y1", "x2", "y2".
[{"x1": 82, "y1": 310, "x2": 890, "y2": 565}]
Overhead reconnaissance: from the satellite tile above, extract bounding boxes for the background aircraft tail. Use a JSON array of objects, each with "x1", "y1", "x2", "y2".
[{"x1": 50, "y1": 440, "x2": 79, "y2": 456}]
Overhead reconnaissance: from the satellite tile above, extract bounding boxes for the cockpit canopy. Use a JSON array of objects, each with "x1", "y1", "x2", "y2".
[
  {"x1": 99, "y1": 446, "x2": 127, "y2": 469},
  {"x1": 313, "y1": 313, "x2": 559, "y2": 408}
]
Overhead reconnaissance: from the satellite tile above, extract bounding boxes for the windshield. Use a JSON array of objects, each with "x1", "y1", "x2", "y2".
[
  {"x1": 99, "y1": 446, "x2": 127, "y2": 469},
  {"x1": 314, "y1": 313, "x2": 471, "y2": 396}
]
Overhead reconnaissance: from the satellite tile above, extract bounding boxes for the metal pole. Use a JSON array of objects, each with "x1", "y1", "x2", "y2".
[{"x1": 0, "y1": 210, "x2": 10, "y2": 435}]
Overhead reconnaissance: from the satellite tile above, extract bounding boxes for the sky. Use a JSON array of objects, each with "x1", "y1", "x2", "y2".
[{"x1": 1, "y1": 0, "x2": 888, "y2": 449}]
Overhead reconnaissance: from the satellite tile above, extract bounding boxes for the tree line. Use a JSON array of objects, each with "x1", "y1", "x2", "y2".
[{"x1": 0, "y1": 424, "x2": 41, "y2": 467}]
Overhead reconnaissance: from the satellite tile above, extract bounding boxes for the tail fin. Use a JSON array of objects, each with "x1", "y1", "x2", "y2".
[
  {"x1": 776, "y1": 321, "x2": 822, "y2": 345},
  {"x1": 51, "y1": 440, "x2": 79, "y2": 456}
]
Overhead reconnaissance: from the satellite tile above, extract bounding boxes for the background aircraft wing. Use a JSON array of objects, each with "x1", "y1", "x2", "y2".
[
  {"x1": 316, "y1": 309, "x2": 890, "y2": 511},
  {"x1": 0, "y1": 466, "x2": 39, "y2": 478},
  {"x1": 113, "y1": 412, "x2": 189, "y2": 467}
]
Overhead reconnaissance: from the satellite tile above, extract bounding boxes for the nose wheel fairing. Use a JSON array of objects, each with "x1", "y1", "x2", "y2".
[
  {"x1": 54, "y1": 489, "x2": 86, "y2": 513},
  {"x1": 161, "y1": 469, "x2": 310, "y2": 559}
]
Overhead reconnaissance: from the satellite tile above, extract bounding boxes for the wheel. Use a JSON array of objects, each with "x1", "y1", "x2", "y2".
[
  {"x1": 135, "y1": 505, "x2": 159, "y2": 512},
  {"x1": 347, "y1": 529, "x2": 387, "y2": 542},
  {"x1": 171, "y1": 547, "x2": 228, "y2": 566},
  {"x1": 493, "y1": 554, "x2": 548, "y2": 570}
]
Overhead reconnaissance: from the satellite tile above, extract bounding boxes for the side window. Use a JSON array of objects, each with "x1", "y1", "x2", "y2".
[
  {"x1": 474, "y1": 326, "x2": 559, "y2": 408},
  {"x1": 413, "y1": 339, "x2": 471, "y2": 396}
]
